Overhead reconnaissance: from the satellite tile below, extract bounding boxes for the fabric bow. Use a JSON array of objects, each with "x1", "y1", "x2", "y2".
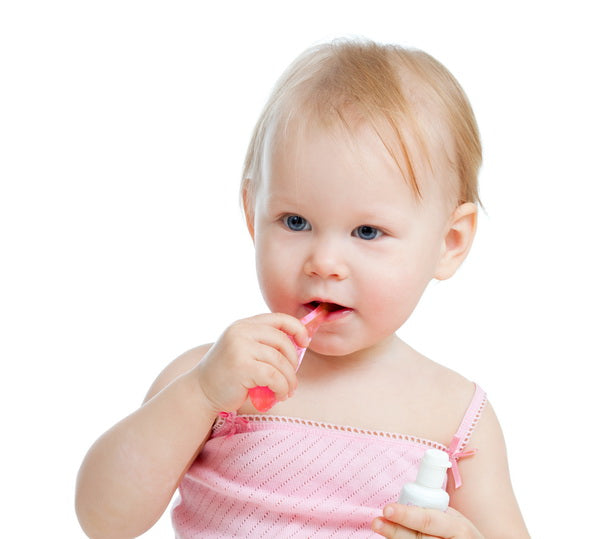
[
  {"x1": 218, "y1": 412, "x2": 249, "y2": 438},
  {"x1": 445, "y1": 434, "x2": 478, "y2": 489}
]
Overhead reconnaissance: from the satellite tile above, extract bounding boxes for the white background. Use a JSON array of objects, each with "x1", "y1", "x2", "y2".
[{"x1": 1, "y1": 1, "x2": 598, "y2": 537}]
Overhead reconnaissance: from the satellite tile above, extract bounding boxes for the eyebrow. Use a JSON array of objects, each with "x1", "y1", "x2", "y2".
[{"x1": 261, "y1": 190, "x2": 303, "y2": 209}]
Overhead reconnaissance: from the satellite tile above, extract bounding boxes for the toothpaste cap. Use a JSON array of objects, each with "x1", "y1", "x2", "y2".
[{"x1": 416, "y1": 449, "x2": 451, "y2": 489}]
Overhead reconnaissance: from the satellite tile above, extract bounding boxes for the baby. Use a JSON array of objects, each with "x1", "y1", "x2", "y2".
[{"x1": 76, "y1": 39, "x2": 529, "y2": 538}]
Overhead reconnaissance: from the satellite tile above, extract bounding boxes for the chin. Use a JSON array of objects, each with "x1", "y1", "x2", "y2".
[{"x1": 308, "y1": 336, "x2": 362, "y2": 358}]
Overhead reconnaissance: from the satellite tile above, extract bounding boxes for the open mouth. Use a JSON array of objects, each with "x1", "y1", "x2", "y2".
[{"x1": 306, "y1": 300, "x2": 349, "y2": 313}]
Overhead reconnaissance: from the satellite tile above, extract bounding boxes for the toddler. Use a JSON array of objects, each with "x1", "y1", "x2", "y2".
[{"x1": 76, "y1": 39, "x2": 529, "y2": 538}]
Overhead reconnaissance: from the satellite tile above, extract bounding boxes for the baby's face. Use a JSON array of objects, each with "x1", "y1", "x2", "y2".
[{"x1": 248, "y1": 121, "x2": 456, "y2": 357}]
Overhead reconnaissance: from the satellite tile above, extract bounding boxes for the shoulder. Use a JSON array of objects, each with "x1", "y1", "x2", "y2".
[
  {"x1": 375, "y1": 343, "x2": 479, "y2": 442},
  {"x1": 448, "y1": 397, "x2": 529, "y2": 537},
  {"x1": 411, "y1": 355, "x2": 477, "y2": 443},
  {"x1": 403, "y1": 349, "x2": 522, "y2": 533},
  {"x1": 143, "y1": 343, "x2": 213, "y2": 403}
]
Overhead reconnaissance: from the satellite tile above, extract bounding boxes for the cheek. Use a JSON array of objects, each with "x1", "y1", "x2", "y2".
[
  {"x1": 254, "y1": 237, "x2": 296, "y2": 311},
  {"x1": 363, "y1": 265, "x2": 431, "y2": 327}
]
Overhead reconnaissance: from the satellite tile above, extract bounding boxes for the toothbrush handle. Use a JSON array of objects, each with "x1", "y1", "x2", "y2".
[
  {"x1": 248, "y1": 386, "x2": 278, "y2": 413},
  {"x1": 248, "y1": 341, "x2": 305, "y2": 412},
  {"x1": 248, "y1": 304, "x2": 328, "y2": 413}
]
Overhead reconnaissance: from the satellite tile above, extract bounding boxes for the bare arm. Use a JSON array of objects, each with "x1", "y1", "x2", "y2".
[
  {"x1": 448, "y1": 400, "x2": 529, "y2": 537},
  {"x1": 75, "y1": 345, "x2": 217, "y2": 538},
  {"x1": 372, "y1": 401, "x2": 529, "y2": 538},
  {"x1": 75, "y1": 313, "x2": 308, "y2": 538}
]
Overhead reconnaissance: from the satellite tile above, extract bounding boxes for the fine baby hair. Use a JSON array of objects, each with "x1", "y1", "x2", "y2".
[{"x1": 242, "y1": 38, "x2": 482, "y2": 219}]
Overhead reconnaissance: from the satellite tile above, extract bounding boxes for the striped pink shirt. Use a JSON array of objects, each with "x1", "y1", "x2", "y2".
[{"x1": 172, "y1": 384, "x2": 487, "y2": 538}]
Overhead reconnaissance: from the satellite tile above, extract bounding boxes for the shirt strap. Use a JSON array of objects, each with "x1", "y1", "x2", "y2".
[{"x1": 444, "y1": 383, "x2": 487, "y2": 489}]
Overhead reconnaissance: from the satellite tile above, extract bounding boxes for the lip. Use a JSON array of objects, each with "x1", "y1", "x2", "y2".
[
  {"x1": 321, "y1": 306, "x2": 353, "y2": 323},
  {"x1": 302, "y1": 299, "x2": 353, "y2": 322}
]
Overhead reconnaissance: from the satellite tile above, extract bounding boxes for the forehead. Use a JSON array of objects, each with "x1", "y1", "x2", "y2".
[{"x1": 260, "y1": 110, "x2": 458, "y2": 211}]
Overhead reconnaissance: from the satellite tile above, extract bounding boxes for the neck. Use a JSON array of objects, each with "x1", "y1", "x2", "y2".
[{"x1": 301, "y1": 333, "x2": 407, "y2": 376}]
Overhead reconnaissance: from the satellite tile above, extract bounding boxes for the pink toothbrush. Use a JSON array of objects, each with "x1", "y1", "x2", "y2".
[{"x1": 248, "y1": 303, "x2": 330, "y2": 412}]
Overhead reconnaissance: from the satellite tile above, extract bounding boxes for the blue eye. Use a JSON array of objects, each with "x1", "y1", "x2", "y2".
[
  {"x1": 353, "y1": 225, "x2": 381, "y2": 240},
  {"x1": 284, "y1": 215, "x2": 310, "y2": 231}
]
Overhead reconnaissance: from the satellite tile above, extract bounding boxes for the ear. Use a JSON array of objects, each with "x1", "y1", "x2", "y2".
[
  {"x1": 241, "y1": 178, "x2": 255, "y2": 242},
  {"x1": 434, "y1": 202, "x2": 478, "y2": 280}
]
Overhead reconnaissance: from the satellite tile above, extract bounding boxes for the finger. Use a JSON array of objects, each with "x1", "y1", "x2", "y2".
[
  {"x1": 249, "y1": 313, "x2": 310, "y2": 349},
  {"x1": 371, "y1": 517, "x2": 415, "y2": 538},
  {"x1": 255, "y1": 325, "x2": 303, "y2": 371},
  {"x1": 249, "y1": 360, "x2": 292, "y2": 400},
  {"x1": 381, "y1": 504, "x2": 457, "y2": 538},
  {"x1": 251, "y1": 344, "x2": 298, "y2": 396},
  {"x1": 245, "y1": 327, "x2": 302, "y2": 391}
]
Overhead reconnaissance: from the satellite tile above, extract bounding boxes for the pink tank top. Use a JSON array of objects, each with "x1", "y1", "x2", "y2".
[{"x1": 172, "y1": 384, "x2": 487, "y2": 538}]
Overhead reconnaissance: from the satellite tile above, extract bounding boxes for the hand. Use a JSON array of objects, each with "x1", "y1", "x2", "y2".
[
  {"x1": 372, "y1": 504, "x2": 484, "y2": 539},
  {"x1": 193, "y1": 313, "x2": 309, "y2": 412}
]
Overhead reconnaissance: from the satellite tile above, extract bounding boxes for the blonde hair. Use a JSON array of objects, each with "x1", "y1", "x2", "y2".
[{"x1": 242, "y1": 38, "x2": 481, "y2": 211}]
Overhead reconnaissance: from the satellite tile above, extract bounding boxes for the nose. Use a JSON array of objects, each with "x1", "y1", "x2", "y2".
[{"x1": 303, "y1": 237, "x2": 349, "y2": 280}]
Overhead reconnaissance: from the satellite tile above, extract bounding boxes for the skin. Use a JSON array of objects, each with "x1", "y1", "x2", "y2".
[
  {"x1": 245, "y1": 120, "x2": 529, "y2": 538},
  {"x1": 75, "y1": 117, "x2": 529, "y2": 538}
]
